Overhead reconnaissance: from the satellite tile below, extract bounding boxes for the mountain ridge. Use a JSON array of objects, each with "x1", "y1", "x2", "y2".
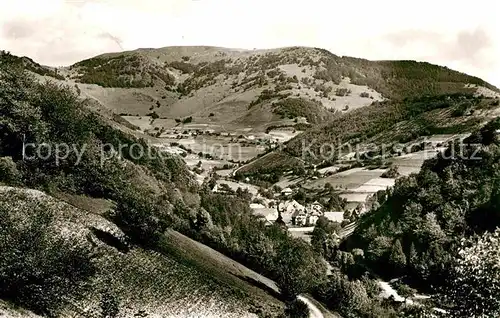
[{"x1": 50, "y1": 46, "x2": 498, "y2": 138}]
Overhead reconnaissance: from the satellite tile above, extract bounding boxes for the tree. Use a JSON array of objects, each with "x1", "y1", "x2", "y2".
[
  {"x1": 311, "y1": 217, "x2": 340, "y2": 258},
  {"x1": 284, "y1": 299, "x2": 309, "y2": 318},
  {"x1": 324, "y1": 182, "x2": 333, "y2": 191},
  {"x1": 381, "y1": 165, "x2": 400, "y2": 178},
  {"x1": 441, "y1": 229, "x2": 500, "y2": 317},
  {"x1": 100, "y1": 288, "x2": 119, "y2": 318},
  {"x1": 274, "y1": 238, "x2": 327, "y2": 300},
  {"x1": 343, "y1": 210, "x2": 352, "y2": 222},
  {"x1": 316, "y1": 271, "x2": 371, "y2": 317},
  {"x1": 396, "y1": 283, "x2": 416, "y2": 302},
  {"x1": 0, "y1": 193, "x2": 96, "y2": 315},
  {"x1": 148, "y1": 111, "x2": 159, "y2": 119},
  {"x1": 389, "y1": 239, "x2": 407, "y2": 272},
  {"x1": 236, "y1": 187, "x2": 252, "y2": 201},
  {"x1": 0, "y1": 156, "x2": 21, "y2": 185},
  {"x1": 408, "y1": 243, "x2": 418, "y2": 268},
  {"x1": 293, "y1": 188, "x2": 306, "y2": 203}
]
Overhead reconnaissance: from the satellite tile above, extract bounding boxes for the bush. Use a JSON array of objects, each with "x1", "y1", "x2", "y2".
[
  {"x1": 335, "y1": 88, "x2": 351, "y2": 97},
  {"x1": 360, "y1": 92, "x2": 370, "y2": 98},
  {"x1": 73, "y1": 55, "x2": 156, "y2": 88},
  {"x1": 285, "y1": 299, "x2": 309, "y2": 318},
  {"x1": 381, "y1": 165, "x2": 400, "y2": 178},
  {"x1": 271, "y1": 98, "x2": 334, "y2": 124},
  {"x1": 111, "y1": 187, "x2": 171, "y2": 246},
  {"x1": 147, "y1": 111, "x2": 159, "y2": 119},
  {"x1": 0, "y1": 192, "x2": 96, "y2": 315},
  {"x1": 168, "y1": 61, "x2": 198, "y2": 74},
  {"x1": 100, "y1": 288, "x2": 120, "y2": 318},
  {"x1": 440, "y1": 229, "x2": 500, "y2": 317},
  {"x1": 0, "y1": 157, "x2": 22, "y2": 185}
]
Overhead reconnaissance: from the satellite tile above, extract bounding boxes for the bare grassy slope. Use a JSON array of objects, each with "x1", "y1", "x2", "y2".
[
  {"x1": 60, "y1": 46, "x2": 499, "y2": 135},
  {"x1": 62, "y1": 47, "x2": 384, "y2": 131},
  {"x1": 0, "y1": 186, "x2": 283, "y2": 317}
]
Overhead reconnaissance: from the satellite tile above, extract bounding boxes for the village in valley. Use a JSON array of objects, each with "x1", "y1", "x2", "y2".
[{"x1": 196, "y1": 131, "x2": 474, "y2": 243}]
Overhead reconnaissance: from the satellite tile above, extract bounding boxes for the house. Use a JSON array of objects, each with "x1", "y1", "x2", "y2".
[
  {"x1": 281, "y1": 200, "x2": 305, "y2": 214},
  {"x1": 281, "y1": 187, "x2": 293, "y2": 196},
  {"x1": 254, "y1": 208, "x2": 279, "y2": 226},
  {"x1": 307, "y1": 206, "x2": 324, "y2": 226},
  {"x1": 292, "y1": 210, "x2": 308, "y2": 226},
  {"x1": 324, "y1": 211, "x2": 345, "y2": 223},
  {"x1": 307, "y1": 214, "x2": 320, "y2": 226},
  {"x1": 278, "y1": 200, "x2": 305, "y2": 224},
  {"x1": 211, "y1": 184, "x2": 218, "y2": 193},
  {"x1": 250, "y1": 203, "x2": 266, "y2": 210},
  {"x1": 309, "y1": 201, "x2": 324, "y2": 213}
]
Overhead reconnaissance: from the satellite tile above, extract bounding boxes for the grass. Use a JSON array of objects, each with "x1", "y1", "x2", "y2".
[
  {"x1": 0, "y1": 187, "x2": 284, "y2": 317},
  {"x1": 237, "y1": 150, "x2": 304, "y2": 177},
  {"x1": 286, "y1": 94, "x2": 489, "y2": 161},
  {"x1": 0, "y1": 51, "x2": 64, "y2": 80},
  {"x1": 72, "y1": 55, "x2": 174, "y2": 88},
  {"x1": 271, "y1": 97, "x2": 335, "y2": 124}
]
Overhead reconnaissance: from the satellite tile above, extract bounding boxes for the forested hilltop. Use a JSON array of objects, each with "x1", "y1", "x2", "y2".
[{"x1": 340, "y1": 119, "x2": 500, "y2": 316}]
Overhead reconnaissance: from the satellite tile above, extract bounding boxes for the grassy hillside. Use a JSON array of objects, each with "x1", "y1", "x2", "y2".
[
  {"x1": 286, "y1": 93, "x2": 496, "y2": 160},
  {"x1": 0, "y1": 50, "x2": 334, "y2": 317},
  {"x1": 71, "y1": 54, "x2": 174, "y2": 88},
  {"x1": 0, "y1": 50, "x2": 65, "y2": 80},
  {"x1": 3, "y1": 46, "x2": 500, "y2": 317},
  {"x1": 239, "y1": 92, "x2": 497, "y2": 181},
  {"x1": 63, "y1": 45, "x2": 499, "y2": 137},
  {"x1": 326, "y1": 55, "x2": 497, "y2": 99},
  {"x1": 0, "y1": 187, "x2": 283, "y2": 317}
]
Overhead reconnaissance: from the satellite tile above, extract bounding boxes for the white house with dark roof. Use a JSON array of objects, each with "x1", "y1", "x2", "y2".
[
  {"x1": 281, "y1": 200, "x2": 305, "y2": 213},
  {"x1": 254, "y1": 208, "x2": 279, "y2": 226},
  {"x1": 278, "y1": 200, "x2": 305, "y2": 224},
  {"x1": 310, "y1": 201, "x2": 324, "y2": 213},
  {"x1": 324, "y1": 211, "x2": 345, "y2": 223}
]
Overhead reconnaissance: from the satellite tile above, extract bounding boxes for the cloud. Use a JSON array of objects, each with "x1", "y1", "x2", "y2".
[
  {"x1": 2, "y1": 19, "x2": 35, "y2": 40},
  {"x1": 0, "y1": 8, "x2": 125, "y2": 66},
  {"x1": 451, "y1": 28, "x2": 491, "y2": 61},
  {"x1": 383, "y1": 30, "x2": 442, "y2": 49},
  {"x1": 98, "y1": 32, "x2": 124, "y2": 52}
]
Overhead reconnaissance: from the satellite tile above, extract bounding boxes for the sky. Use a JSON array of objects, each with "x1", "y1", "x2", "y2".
[{"x1": 1, "y1": 0, "x2": 499, "y2": 87}]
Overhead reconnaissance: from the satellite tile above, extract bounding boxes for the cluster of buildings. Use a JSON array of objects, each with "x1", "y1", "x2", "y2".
[{"x1": 251, "y1": 199, "x2": 345, "y2": 227}]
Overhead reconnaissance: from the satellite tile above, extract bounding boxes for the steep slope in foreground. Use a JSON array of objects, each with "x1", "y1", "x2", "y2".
[
  {"x1": 0, "y1": 186, "x2": 283, "y2": 317},
  {"x1": 0, "y1": 51, "x2": 284, "y2": 317}
]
